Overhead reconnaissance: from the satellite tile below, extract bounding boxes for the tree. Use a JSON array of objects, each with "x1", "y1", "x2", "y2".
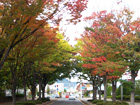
[
  {"x1": 117, "y1": 8, "x2": 140, "y2": 105},
  {"x1": 78, "y1": 10, "x2": 126, "y2": 102},
  {"x1": 0, "y1": 22, "x2": 59, "y2": 103},
  {"x1": 21, "y1": 26, "x2": 58, "y2": 100},
  {"x1": 36, "y1": 31, "x2": 74, "y2": 98},
  {"x1": 74, "y1": 39, "x2": 102, "y2": 100},
  {"x1": 0, "y1": 1, "x2": 88, "y2": 103},
  {"x1": 0, "y1": 0, "x2": 88, "y2": 70},
  {"x1": 64, "y1": 89, "x2": 67, "y2": 93},
  {"x1": 78, "y1": 8, "x2": 140, "y2": 104}
]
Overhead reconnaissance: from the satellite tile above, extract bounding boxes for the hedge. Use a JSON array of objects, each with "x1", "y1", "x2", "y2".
[
  {"x1": 37, "y1": 97, "x2": 50, "y2": 102},
  {"x1": 16, "y1": 93, "x2": 24, "y2": 97},
  {"x1": 16, "y1": 101, "x2": 36, "y2": 105},
  {"x1": 96, "y1": 101, "x2": 129, "y2": 105},
  {"x1": 92, "y1": 100, "x2": 103, "y2": 104},
  {"x1": 116, "y1": 95, "x2": 140, "y2": 100}
]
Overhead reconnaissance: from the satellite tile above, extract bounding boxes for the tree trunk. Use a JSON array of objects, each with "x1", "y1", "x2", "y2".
[
  {"x1": 91, "y1": 76, "x2": 97, "y2": 100},
  {"x1": 16, "y1": 87, "x2": 18, "y2": 94},
  {"x1": 31, "y1": 70, "x2": 36, "y2": 100},
  {"x1": 23, "y1": 81, "x2": 27, "y2": 101},
  {"x1": 31, "y1": 86, "x2": 36, "y2": 100},
  {"x1": 42, "y1": 85, "x2": 45, "y2": 98},
  {"x1": 0, "y1": 49, "x2": 5, "y2": 62},
  {"x1": 112, "y1": 80, "x2": 116, "y2": 102},
  {"x1": 22, "y1": 70, "x2": 27, "y2": 101},
  {"x1": 98, "y1": 76, "x2": 101, "y2": 100},
  {"x1": 11, "y1": 68, "x2": 17, "y2": 105},
  {"x1": 103, "y1": 75, "x2": 107, "y2": 102},
  {"x1": 93, "y1": 86, "x2": 97, "y2": 100},
  {"x1": 41, "y1": 75, "x2": 47, "y2": 99},
  {"x1": 12, "y1": 81, "x2": 16, "y2": 105},
  {"x1": 11, "y1": 62, "x2": 17, "y2": 105},
  {"x1": 39, "y1": 78, "x2": 42, "y2": 100},
  {"x1": 130, "y1": 71, "x2": 136, "y2": 105}
]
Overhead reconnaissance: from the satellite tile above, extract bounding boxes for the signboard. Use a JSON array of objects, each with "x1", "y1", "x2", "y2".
[{"x1": 82, "y1": 87, "x2": 86, "y2": 90}]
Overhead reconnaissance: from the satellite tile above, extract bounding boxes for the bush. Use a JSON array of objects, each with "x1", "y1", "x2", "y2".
[
  {"x1": 116, "y1": 95, "x2": 121, "y2": 99},
  {"x1": 34, "y1": 100, "x2": 42, "y2": 104},
  {"x1": 135, "y1": 96, "x2": 140, "y2": 100},
  {"x1": 0, "y1": 90, "x2": 5, "y2": 97},
  {"x1": 123, "y1": 95, "x2": 130, "y2": 100},
  {"x1": 16, "y1": 93, "x2": 24, "y2": 97},
  {"x1": 107, "y1": 96, "x2": 112, "y2": 98},
  {"x1": 16, "y1": 101, "x2": 36, "y2": 105},
  {"x1": 96, "y1": 102, "x2": 104, "y2": 105},
  {"x1": 105, "y1": 101, "x2": 129, "y2": 105},
  {"x1": 37, "y1": 97, "x2": 50, "y2": 102},
  {"x1": 92, "y1": 100, "x2": 103, "y2": 104},
  {"x1": 96, "y1": 101, "x2": 129, "y2": 105},
  {"x1": 116, "y1": 95, "x2": 140, "y2": 101},
  {"x1": 116, "y1": 95, "x2": 130, "y2": 100},
  {"x1": 42, "y1": 97, "x2": 50, "y2": 102},
  {"x1": 120, "y1": 101, "x2": 129, "y2": 105}
]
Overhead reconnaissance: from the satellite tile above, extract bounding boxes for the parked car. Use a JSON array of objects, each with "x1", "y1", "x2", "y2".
[
  {"x1": 65, "y1": 95, "x2": 69, "y2": 98},
  {"x1": 69, "y1": 94, "x2": 76, "y2": 100},
  {"x1": 55, "y1": 95, "x2": 60, "y2": 98}
]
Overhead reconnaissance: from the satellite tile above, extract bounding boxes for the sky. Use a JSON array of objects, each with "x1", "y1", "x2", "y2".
[
  {"x1": 62, "y1": 0, "x2": 140, "y2": 46},
  {"x1": 61, "y1": 0, "x2": 140, "y2": 82}
]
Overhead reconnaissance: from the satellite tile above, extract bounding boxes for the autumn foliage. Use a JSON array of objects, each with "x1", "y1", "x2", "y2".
[
  {"x1": 0, "y1": 0, "x2": 88, "y2": 70},
  {"x1": 76, "y1": 8, "x2": 140, "y2": 103},
  {"x1": 0, "y1": 0, "x2": 89, "y2": 104},
  {"x1": 80, "y1": 10, "x2": 126, "y2": 78}
]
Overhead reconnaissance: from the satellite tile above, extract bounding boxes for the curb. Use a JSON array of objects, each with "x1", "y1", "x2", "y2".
[
  {"x1": 81, "y1": 100, "x2": 89, "y2": 105},
  {"x1": 79, "y1": 99, "x2": 94, "y2": 105},
  {"x1": 78, "y1": 99, "x2": 85, "y2": 105},
  {"x1": 43, "y1": 100, "x2": 55, "y2": 105}
]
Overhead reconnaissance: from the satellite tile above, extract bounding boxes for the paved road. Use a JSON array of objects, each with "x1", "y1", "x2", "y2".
[{"x1": 50, "y1": 98, "x2": 84, "y2": 105}]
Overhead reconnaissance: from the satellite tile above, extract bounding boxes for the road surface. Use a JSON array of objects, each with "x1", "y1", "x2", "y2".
[{"x1": 50, "y1": 98, "x2": 84, "y2": 105}]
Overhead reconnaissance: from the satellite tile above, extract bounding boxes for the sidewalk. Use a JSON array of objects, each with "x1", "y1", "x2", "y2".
[
  {"x1": 80, "y1": 97, "x2": 140, "y2": 105},
  {"x1": 106, "y1": 98, "x2": 140, "y2": 105}
]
